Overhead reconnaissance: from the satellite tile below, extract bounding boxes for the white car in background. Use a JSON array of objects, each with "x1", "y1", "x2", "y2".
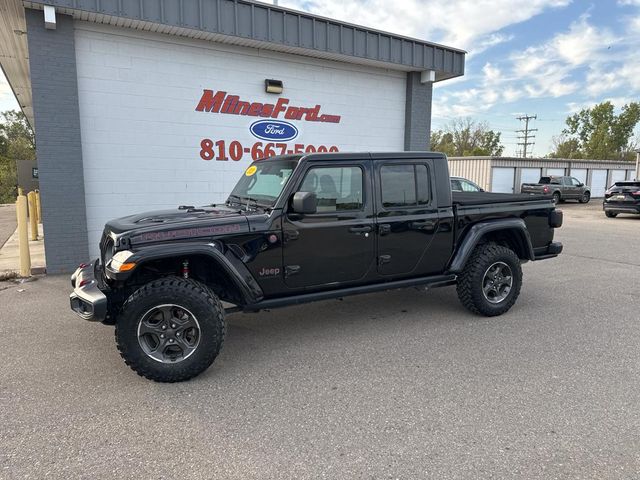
[{"x1": 450, "y1": 176, "x2": 484, "y2": 192}]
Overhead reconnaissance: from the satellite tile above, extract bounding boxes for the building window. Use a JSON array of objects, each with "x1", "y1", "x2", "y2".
[{"x1": 32, "y1": 167, "x2": 38, "y2": 179}]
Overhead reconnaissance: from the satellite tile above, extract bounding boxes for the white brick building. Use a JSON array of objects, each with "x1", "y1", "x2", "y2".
[{"x1": 0, "y1": 0, "x2": 465, "y2": 271}]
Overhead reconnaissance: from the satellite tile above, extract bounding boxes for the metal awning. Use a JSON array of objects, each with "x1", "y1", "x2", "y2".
[
  {"x1": 2, "y1": 0, "x2": 466, "y2": 129},
  {"x1": 0, "y1": 0, "x2": 32, "y2": 124}
]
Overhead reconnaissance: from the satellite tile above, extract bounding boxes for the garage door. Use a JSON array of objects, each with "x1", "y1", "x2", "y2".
[
  {"x1": 590, "y1": 169, "x2": 608, "y2": 197},
  {"x1": 519, "y1": 168, "x2": 541, "y2": 192},
  {"x1": 610, "y1": 169, "x2": 626, "y2": 186},
  {"x1": 491, "y1": 167, "x2": 515, "y2": 193},
  {"x1": 546, "y1": 168, "x2": 565, "y2": 177},
  {"x1": 571, "y1": 168, "x2": 587, "y2": 185}
]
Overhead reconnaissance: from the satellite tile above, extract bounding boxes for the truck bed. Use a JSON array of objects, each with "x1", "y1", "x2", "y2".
[{"x1": 452, "y1": 191, "x2": 549, "y2": 206}]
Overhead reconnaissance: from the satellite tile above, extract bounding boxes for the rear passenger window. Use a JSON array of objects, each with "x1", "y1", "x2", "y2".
[{"x1": 381, "y1": 164, "x2": 430, "y2": 208}]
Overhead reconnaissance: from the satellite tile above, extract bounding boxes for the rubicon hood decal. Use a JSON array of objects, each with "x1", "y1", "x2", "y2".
[{"x1": 250, "y1": 120, "x2": 299, "y2": 141}]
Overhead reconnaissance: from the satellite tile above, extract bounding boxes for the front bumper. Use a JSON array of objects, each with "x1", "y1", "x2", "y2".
[{"x1": 69, "y1": 260, "x2": 108, "y2": 322}]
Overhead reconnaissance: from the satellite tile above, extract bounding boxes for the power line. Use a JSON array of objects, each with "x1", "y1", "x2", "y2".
[{"x1": 516, "y1": 114, "x2": 538, "y2": 158}]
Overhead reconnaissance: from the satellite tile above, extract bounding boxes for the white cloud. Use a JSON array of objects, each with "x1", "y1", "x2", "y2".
[
  {"x1": 280, "y1": 0, "x2": 570, "y2": 51},
  {"x1": 482, "y1": 63, "x2": 502, "y2": 83},
  {"x1": 432, "y1": 13, "x2": 624, "y2": 121},
  {"x1": 566, "y1": 96, "x2": 637, "y2": 114},
  {"x1": 509, "y1": 14, "x2": 619, "y2": 86},
  {"x1": 552, "y1": 15, "x2": 619, "y2": 64},
  {"x1": 470, "y1": 33, "x2": 515, "y2": 57}
]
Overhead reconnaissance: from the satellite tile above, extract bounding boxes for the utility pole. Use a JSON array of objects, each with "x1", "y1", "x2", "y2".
[{"x1": 516, "y1": 114, "x2": 538, "y2": 158}]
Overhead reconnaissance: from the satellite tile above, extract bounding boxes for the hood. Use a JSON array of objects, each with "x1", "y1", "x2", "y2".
[{"x1": 104, "y1": 205, "x2": 252, "y2": 246}]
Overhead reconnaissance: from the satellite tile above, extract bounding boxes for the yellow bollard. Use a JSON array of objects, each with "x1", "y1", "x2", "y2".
[
  {"x1": 16, "y1": 194, "x2": 31, "y2": 277},
  {"x1": 18, "y1": 186, "x2": 23, "y2": 197},
  {"x1": 35, "y1": 190, "x2": 42, "y2": 224},
  {"x1": 27, "y1": 191, "x2": 38, "y2": 241}
]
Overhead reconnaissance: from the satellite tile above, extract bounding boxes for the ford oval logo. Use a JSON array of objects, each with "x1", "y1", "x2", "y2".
[{"x1": 250, "y1": 120, "x2": 299, "y2": 141}]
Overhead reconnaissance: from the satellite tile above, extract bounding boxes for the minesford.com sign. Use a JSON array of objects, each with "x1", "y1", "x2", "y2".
[{"x1": 195, "y1": 89, "x2": 342, "y2": 162}]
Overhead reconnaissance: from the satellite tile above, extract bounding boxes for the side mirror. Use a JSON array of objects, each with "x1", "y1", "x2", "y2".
[
  {"x1": 578, "y1": 183, "x2": 584, "y2": 187},
  {"x1": 291, "y1": 191, "x2": 317, "y2": 214},
  {"x1": 479, "y1": 188, "x2": 485, "y2": 192}
]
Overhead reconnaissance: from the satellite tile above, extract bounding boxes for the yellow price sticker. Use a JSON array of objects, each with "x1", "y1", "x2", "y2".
[{"x1": 245, "y1": 165, "x2": 257, "y2": 176}]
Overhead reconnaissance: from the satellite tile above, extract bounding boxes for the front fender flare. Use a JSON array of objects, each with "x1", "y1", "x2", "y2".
[
  {"x1": 448, "y1": 219, "x2": 534, "y2": 273},
  {"x1": 106, "y1": 242, "x2": 263, "y2": 304}
]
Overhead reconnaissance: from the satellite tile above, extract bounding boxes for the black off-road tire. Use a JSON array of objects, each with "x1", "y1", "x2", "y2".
[
  {"x1": 115, "y1": 277, "x2": 226, "y2": 382},
  {"x1": 456, "y1": 243, "x2": 523, "y2": 317},
  {"x1": 552, "y1": 192, "x2": 561, "y2": 204},
  {"x1": 605, "y1": 211, "x2": 618, "y2": 218},
  {"x1": 579, "y1": 192, "x2": 590, "y2": 203}
]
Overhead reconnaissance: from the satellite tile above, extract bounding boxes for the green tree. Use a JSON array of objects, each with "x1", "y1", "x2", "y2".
[
  {"x1": 430, "y1": 118, "x2": 504, "y2": 156},
  {"x1": 548, "y1": 135, "x2": 583, "y2": 159},
  {"x1": 0, "y1": 110, "x2": 36, "y2": 203},
  {"x1": 563, "y1": 101, "x2": 640, "y2": 160}
]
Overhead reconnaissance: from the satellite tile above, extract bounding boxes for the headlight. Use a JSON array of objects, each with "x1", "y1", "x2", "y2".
[{"x1": 109, "y1": 250, "x2": 136, "y2": 272}]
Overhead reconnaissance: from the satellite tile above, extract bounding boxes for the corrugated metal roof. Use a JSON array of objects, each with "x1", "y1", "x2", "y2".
[
  {"x1": 24, "y1": 0, "x2": 466, "y2": 75},
  {"x1": 449, "y1": 156, "x2": 635, "y2": 169}
]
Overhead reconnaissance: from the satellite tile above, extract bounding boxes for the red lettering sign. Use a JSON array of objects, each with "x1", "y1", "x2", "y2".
[{"x1": 195, "y1": 90, "x2": 341, "y2": 124}]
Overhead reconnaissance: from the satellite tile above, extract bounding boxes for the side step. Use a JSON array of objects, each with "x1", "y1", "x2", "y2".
[{"x1": 233, "y1": 274, "x2": 457, "y2": 313}]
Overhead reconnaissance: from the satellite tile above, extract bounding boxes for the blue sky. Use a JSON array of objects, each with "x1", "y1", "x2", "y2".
[
  {"x1": 280, "y1": 0, "x2": 640, "y2": 156},
  {"x1": 1, "y1": 0, "x2": 639, "y2": 156}
]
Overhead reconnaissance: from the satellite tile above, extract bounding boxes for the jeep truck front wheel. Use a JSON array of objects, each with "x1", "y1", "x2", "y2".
[
  {"x1": 456, "y1": 243, "x2": 522, "y2": 316},
  {"x1": 115, "y1": 277, "x2": 226, "y2": 382}
]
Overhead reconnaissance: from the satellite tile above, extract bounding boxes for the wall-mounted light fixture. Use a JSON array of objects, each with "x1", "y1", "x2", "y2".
[
  {"x1": 44, "y1": 5, "x2": 57, "y2": 30},
  {"x1": 420, "y1": 70, "x2": 436, "y2": 84},
  {"x1": 265, "y1": 79, "x2": 284, "y2": 94}
]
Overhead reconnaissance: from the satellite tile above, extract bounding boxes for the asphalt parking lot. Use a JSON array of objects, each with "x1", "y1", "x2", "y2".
[{"x1": 1, "y1": 201, "x2": 639, "y2": 479}]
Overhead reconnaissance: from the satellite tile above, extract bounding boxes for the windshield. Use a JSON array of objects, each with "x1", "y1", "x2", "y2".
[{"x1": 228, "y1": 159, "x2": 298, "y2": 208}]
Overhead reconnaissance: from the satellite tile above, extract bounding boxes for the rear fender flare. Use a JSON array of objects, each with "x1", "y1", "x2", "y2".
[{"x1": 448, "y1": 219, "x2": 535, "y2": 273}]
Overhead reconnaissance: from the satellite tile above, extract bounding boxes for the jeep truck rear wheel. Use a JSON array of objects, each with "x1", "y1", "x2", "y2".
[
  {"x1": 115, "y1": 277, "x2": 226, "y2": 382},
  {"x1": 456, "y1": 243, "x2": 522, "y2": 316}
]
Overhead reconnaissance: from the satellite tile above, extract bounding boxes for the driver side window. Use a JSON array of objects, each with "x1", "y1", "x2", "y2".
[{"x1": 299, "y1": 166, "x2": 364, "y2": 212}]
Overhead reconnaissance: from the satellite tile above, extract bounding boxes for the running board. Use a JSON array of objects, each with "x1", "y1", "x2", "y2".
[{"x1": 235, "y1": 274, "x2": 457, "y2": 313}]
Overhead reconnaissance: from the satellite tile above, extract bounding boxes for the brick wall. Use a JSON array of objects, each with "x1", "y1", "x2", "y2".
[
  {"x1": 26, "y1": 10, "x2": 89, "y2": 273},
  {"x1": 74, "y1": 23, "x2": 407, "y2": 257},
  {"x1": 404, "y1": 72, "x2": 433, "y2": 151}
]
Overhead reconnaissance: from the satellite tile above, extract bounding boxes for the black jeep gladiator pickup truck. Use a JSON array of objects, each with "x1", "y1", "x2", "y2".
[{"x1": 70, "y1": 152, "x2": 563, "y2": 382}]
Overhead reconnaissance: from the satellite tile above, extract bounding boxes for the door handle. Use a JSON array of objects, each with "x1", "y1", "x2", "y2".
[
  {"x1": 378, "y1": 224, "x2": 391, "y2": 235},
  {"x1": 349, "y1": 225, "x2": 372, "y2": 234},
  {"x1": 410, "y1": 220, "x2": 436, "y2": 230}
]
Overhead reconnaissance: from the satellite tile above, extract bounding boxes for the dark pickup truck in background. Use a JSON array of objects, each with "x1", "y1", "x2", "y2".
[
  {"x1": 603, "y1": 181, "x2": 640, "y2": 217},
  {"x1": 521, "y1": 175, "x2": 591, "y2": 204},
  {"x1": 70, "y1": 152, "x2": 563, "y2": 382}
]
